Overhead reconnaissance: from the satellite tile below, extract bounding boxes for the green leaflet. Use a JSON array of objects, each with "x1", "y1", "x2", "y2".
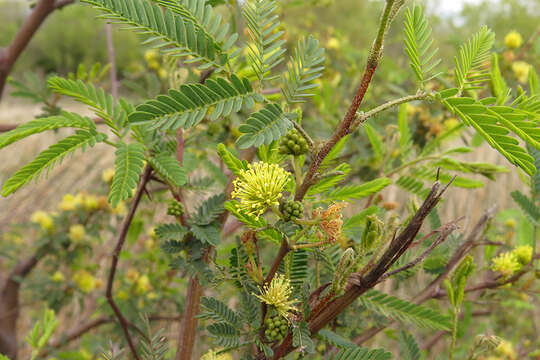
[
  {"x1": 217, "y1": 143, "x2": 249, "y2": 176},
  {"x1": 109, "y1": 142, "x2": 146, "y2": 207},
  {"x1": 149, "y1": 153, "x2": 187, "y2": 187},
  {"x1": 454, "y1": 26, "x2": 494, "y2": 91},
  {"x1": 198, "y1": 297, "x2": 241, "y2": 326},
  {"x1": 129, "y1": 76, "x2": 260, "y2": 131},
  {"x1": 282, "y1": 35, "x2": 326, "y2": 104},
  {"x1": 2, "y1": 130, "x2": 106, "y2": 196},
  {"x1": 193, "y1": 194, "x2": 226, "y2": 226},
  {"x1": 511, "y1": 190, "x2": 540, "y2": 226},
  {"x1": 325, "y1": 177, "x2": 391, "y2": 202},
  {"x1": 0, "y1": 112, "x2": 94, "y2": 150},
  {"x1": 237, "y1": 103, "x2": 293, "y2": 148},
  {"x1": 329, "y1": 347, "x2": 392, "y2": 360}
]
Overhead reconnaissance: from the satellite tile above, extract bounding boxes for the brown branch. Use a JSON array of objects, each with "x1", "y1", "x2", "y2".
[
  {"x1": 263, "y1": 178, "x2": 450, "y2": 359},
  {"x1": 294, "y1": 0, "x2": 405, "y2": 201},
  {"x1": 105, "y1": 165, "x2": 152, "y2": 360}
]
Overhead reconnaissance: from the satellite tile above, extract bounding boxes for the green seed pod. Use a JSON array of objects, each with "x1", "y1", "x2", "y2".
[
  {"x1": 167, "y1": 200, "x2": 184, "y2": 217},
  {"x1": 280, "y1": 200, "x2": 304, "y2": 221},
  {"x1": 279, "y1": 129, "x2": 309, "y2": 156}
]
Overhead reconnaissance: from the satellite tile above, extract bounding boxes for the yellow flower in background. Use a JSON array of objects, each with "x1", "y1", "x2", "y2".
[
  {"x1": 254, "y1": 274, "x2": 297, "y2": 320},
  {"x1": 443, "y1": 117, "x2": 460, "y2": 131},
  {"x1": 491, "y1": 251, "x2": 520, "y2": 277},
  {"x1": 111, "y1": 201, "x2": 127, "y2": 216},
  {"x1": 31, "y1": 211, "x2": 54, "y2": 231},
  {"x1": 144, "y1": 49, "x2": 159, "y2": 62},
  {"x1": 126, "y1": 268, "x2": 140, "y2": 283},
  {"x1": 494, "y1": 339, "x2": 517, "y2": 360},
  {"x1": 504, "y1": 218, "x2": 516, "y2": 228},
  {"x1": 504, "y1": 30, "x2": 523, "y2": 49},
  {"x1": 82, "y1": 194, "x2": 99, "y2": 211},
  {"x1": 95, "y1": 278, "x2": 104, "y2": 289},
  {"x1": 68, "y1": 224, "x2": 86, "y2": 243},
  {"x1": 158, "y1": 68, "x2": 168, "y2": 80},
  {"x1": 512, "y1": 61, "x2": 530, "y2": 83},
  {"x1": 117, "y1": 290, "x2": 129, "y2": 300},
  {"x1": 148, "y1": 60, "x2": 160, "y2": 71},
  {"x1": 135, "y1": 275, "x2": 152, "y2": 294},
  {"x1": 102, "y1": 168, "x2": 115, "y2": 183},
  {"x1": 231, "y1": 162, "x2": 290, "y2": 219},
  {"x1": 512, "y1": 245, "x2": 532, "y2": 266},
  {"x1": 51, "y1": 271, "x2": 65, "y2": 283},
  {"x1": 58, "y1": 194, "x2": 78, "y2": 211},
  {"x1": 200, "y1": 349, "x2": 233, "y2": 360},
  {"x1": 73, "y1": 270, "x2": 96, "y2": 293},
  {"x1": 147, "y1": 226, "x2": 157, "y2": 239},
  {"x1": 327, "y1": 37, "x2": 340, "y2": 50}
]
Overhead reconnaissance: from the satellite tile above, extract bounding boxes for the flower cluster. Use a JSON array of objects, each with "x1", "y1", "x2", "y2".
[
  {"x1": 490, "y1": 245, "x2": 532, "y2": 277},
  {"x1": 313, "y1": 202, "x2": 348, "y2": 243},
  {"x1": 504, "y1": 30, "x2": 523, "y2": 49},
  {"x1": 512, "y1": 61, "x2": 530, "y2": 84},
  {"x1": 231, "y1": 162, "x2": 290, "y2": 219},
  {"x1": 30, "y1": 211, "x2": 54, "y2": 232},
  {"x1": 254, "y1": 274, "x2": 297, "y2": 320}
]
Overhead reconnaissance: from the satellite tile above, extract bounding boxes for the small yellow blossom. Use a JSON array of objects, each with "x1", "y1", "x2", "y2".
[
  {"x1": 147, "y1": 226, "x2": 157, "y2": 238},
  {"x1": 31, "y1": 211, "x2": 54, "y2": 232},
  {"x1": 443, "y1": 117, "x2": 460, "y2": 131},
  {"x1": 494, "y1": 339, "x2": 517, "y2": 360},
  {"x1": 102, "y1": 168, "x2": 115, "y2": 183},
  {"x1": 117, "y1": 290, "x2": 129, "y2": 300},
  {"x1": 126, "y1": 268, "x2": 140, "y2": 283},
  {"x1": 327, "y1": 37, "x2": 340, "y2": 50},
  {"x1": 82, "y1": 194, "x2": 99, "y2": 211},
  {"x1": 200, "y1": 349, "x2": 233, "y2": 360},
  {"x1": 111, "y1": 201, "x2": 127, "y2": 216},
  {"x1": 144, "y1": 49, "x2": 159, "y2": 62},
  {"x1": 512, "y1": 245, "x2": 532, "y2": 265},
  {"x1": 491, "y1": 251, "x2": 521, "y2": 277},
  {"x1": 505, "y1": 218, "x2": 516, "y2": 228},
  {"x1": 504, "y1": 30, "x2": 523, "y2": 49},
  {"x1": 158, "y1": 68, "x2": 168, "y2": 80},
  {"x1": 58, "y1": 194, "x2": 78, "y2": 211},
  {"x1": 254, "y1": 274, "x2": 297, "y2": 320},
  {"x1": 95, "y1": 278, "x2": 104, "y2": 289},
  {"x1": 148, "y1": 60, "x2": 160, "y2": 71},
  {"x1": 51, "y1": 271, "x2": 65, "y2": 283},
  {"x1": 512, "y1": 61, "x2": 530, "y2": 83},
  {"x1": 73, "y1": 270, "x2": 96, "y2": 293},
  {"x1": 145, "y1": 239, "x2": 156, "y2": 251},
  {"x1": 68, "y1": 224, "x2": 86, "y2": 243},
  {"x1": 147, "y1": 292, "x2": 159, "y2": 300},
  {"x1": 135, "y1": 275, "x2": 152, "y2": 294},
  {"x1": 231, "y1": 162, "x2": 290, "y2": 219}
]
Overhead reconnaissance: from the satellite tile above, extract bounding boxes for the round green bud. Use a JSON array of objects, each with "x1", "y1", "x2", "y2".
[{"x1": 167, "y1": 200, "x2": 184, "y2": 217}]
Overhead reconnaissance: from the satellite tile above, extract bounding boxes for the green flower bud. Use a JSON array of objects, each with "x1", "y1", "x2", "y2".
[
  {"x1": 361, "y1": 215, "x2": 384, "y2": 253},
  {"x1": 167, "y1": 200, "x2": 184, "y2": 217},
  {"x1": 280, "y1": 200, "x2": 304, "y2": 221},
  {"x1": 279, "y1": 129, "x2": 309, "y2": 156}
]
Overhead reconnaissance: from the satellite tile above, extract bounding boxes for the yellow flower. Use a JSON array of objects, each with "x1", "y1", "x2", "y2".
[
  {"x1": 512, "y1": 61, "x2": 530, "y2": 83},
  {"x1": 491, "y1": 251, "x2": 521, "y2": 277},
  {"x1": 73, "y1": 270, "x2": 96, "y2": 293},
  {"x1": 505, "y1": 218, "x2": 516, "y2": 228},
  {"x1": 102, "y1": 168, "x2": 115, "y2": 183},
  {"x1": 147, "y1": 291, "x2": 159, "y2": 300},
  {"x1": 148, "y1": 60, "x2": 160, "y2": 71},
  {"x1": 494, "y1": 340, "x2": 517, "y2": 360},
  {"x1": 117, "y1": 290, "x2": 129, "y2": 300},
  {"x1": 254, "y1": 274, "x2": 297, "y2": 320},
  {"x1": 443, "y1": 117, "x2": 460, "y2": 131},
  {"x1": 200, "y1": 349, "x2": 232, "y2": 360},
  {"x1": 82, "y1": 194, "x2": 99, "y2": 211},
  {"x1": 95, "y1": 278, "x2": 104, "y2": 289},
  {"x1": 135, "y1": 275, "x2": 152, "y2": 294},
  {"x1": 158, "y1": 68, "x2": 168, "y2": 80},
  {"x1": 144, "y1": 49, "x2": 159, "y2": 62},
  {"x1": 31, "y1": 211, "x2": 54, "y2": 231},
  {"x1": 111, "y1": 202, "x2": 127, "y2": 216},
  {"x1": 327, "y1": 37, "x2": 340, "y2": 50},
  {"x1": 68, "y1": 224, "x2": 86, "y2": 243},
  {"x1": 126, "y1": 268, "x2": 140, "y2": 283},
  {"x1": 58, "y1": 194, "x2": 78, "y2": 211},
  {"x1": 512, "y1": 245, "x2": 532, "y2": 265},
  {"x1": 504, "y1": 30, "x2": 523, "y2": 49},
  {"x1": 231, "y1": 162, "x2": 290, "y2": 219},
  {"x1": 147, "y1": 226, "x2": 157, "y2": 238},
  {"x1": 145, "y1": 239, "x2": 156, "y2": 251},
  {"x1": 51, "y1": 271, "x2": 65, "y2": 283}
]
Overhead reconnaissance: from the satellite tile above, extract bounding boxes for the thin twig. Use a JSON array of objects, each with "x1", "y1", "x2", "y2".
[{"x1": 105, "y1": 165, "x2": 152, "y2": 360}]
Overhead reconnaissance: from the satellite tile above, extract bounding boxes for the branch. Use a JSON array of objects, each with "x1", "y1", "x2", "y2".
[
  {"x1": 294, "y1": 0, "x2": 406, "y2": 201},
  {"x1": 105, "y1": 164, "x2": 152, "y2": 360}
]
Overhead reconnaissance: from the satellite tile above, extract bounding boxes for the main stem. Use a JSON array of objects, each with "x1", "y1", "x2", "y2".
[{"x1": 294, "y1": 0, "x2": 399, "y2": 201}]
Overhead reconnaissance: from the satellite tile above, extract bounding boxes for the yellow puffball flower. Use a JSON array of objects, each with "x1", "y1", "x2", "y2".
[
  {"x1": 135, "y1": 275, "x2": 152, "y2": 294},
  {"x1": 102, "y1": 168, "x2": 115, "y2": 183},
  {"x1": 111, "y1": 202, "x2": 127, "y2": 216},
  {"x1": 158, "y1": 68, "x2": 168, "y2": 80},
  {"x1": 82, "y1": 194, "x2": 99, "y2": 211},
  {"x1": 327, "y1": 37, "x2": 340, "y2": 50},
  {"x1": 504, "y1": 218, "x2": 516, "y2": 228},
  {"x1": 145, "y1": 239, "x2": 156, "y2": 251},
  {"x1": 491, "y1": 251, "x2": 521, "y2": 277},
  {"x1": 512, "y1": 245, "x2": 533, "y2": 266},
  {"x1": 147, "y1": 226, "x2": 157, "y2": 239},
  {"x1": 504, "y1": 30, "x2": 523, "y2": 49},
  {"x1": 231, "y1": 162, "x2": 290, "y2": 219},
  {"x1": 51, "y1": 271, "x2": 65, "y2": 283},
  {"x1": 147, "y1": 291, "x2": 159, "y2": 300},
  {"x1": 95, "y1": 278, "x2": 104, "y2": 289},
  {"x1": 200, "y1": 349, "x2": 233, "y2": 360},
  {"x1": 443, "y1": 117, "x2": 460, "y2": 131},
  {"x1": 126, "y1": 268, "x2": 140, "y2": 283},
  {"x1": 31, "y1": 211, "x2": 54, "y2": 232},
  {"x1": 254, "y1": 274, "x2": 297, "y2": 321},
  {"x1": 73, "y1": 270, "x2": 96, "y2": 293},
  {"x1": 58, "y1": 194, "x2": 78, "y2": 211},
  {"x1": 117, "y1": 290, "x2": 129, "y2": 300},
  {"x1": 144, "y1": 49, "x2": 159, "y2": 62},
  {"x1": 494, "y1": 340, "x2": 517, "y2": 360},
  {"x1": 148, "y1": 60, "x2": 160, "y2": 71},
  {"x1": 512, "y1": 61, "x2": 530, "y2": 84},
  {"x1": 68, "y1": 224, "x2": 86, "y2": 243}
]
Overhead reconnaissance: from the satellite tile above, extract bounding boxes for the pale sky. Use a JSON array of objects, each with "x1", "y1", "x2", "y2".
[{"x1": 435, "y1": 0, "x2": 486, "y2": 13}]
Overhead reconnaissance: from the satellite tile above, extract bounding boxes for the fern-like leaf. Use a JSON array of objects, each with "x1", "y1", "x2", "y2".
[
  {"x1": 329, "y1": 347, "x2": 392, "y2": 360},
  {"x1": 511, "y1": 190, "x2": 540, "y2": 225},
  {"x1": 129, "y1": 75, "x2": 259, "y2": 131},
  {"x1": 198, "y1": 297, "x2": 241, "y2": 326},
  {"x1": 109, "y1": 142, "x2": 146, "y2": 207},
  {"x1": 292, "y1": 321, "x2": 315, "y2": 355},
  {"x1": 325, "y1": 177, "x2": 390, "y2": 202},
  {"x1": 243, "y1": 0, "x2": 286, "y2": 82},
  {"x1": 82, "y1": 0, "x2": 229, "y2": 70},
  {"x1": 237, "y1": 103, "x2": 293, "y2": 148},
  {"x1": 282, "y1": 35, "x2": 325, "y2": 104},
  {"x1": 288, "y1": 249, "x2": 308, "y2": 290},
  {"x1": 206, "y1": 322, "x2": 240, "y2": 347},
  {"x1": 193, "y1": 194, "x2": 225, "y2": 225},
  {"x1": 359, "y1": 290, "x2": 452, "y2": 330},
  {"x1": 2, "y1": 130, "x2": 106, "y2": 196},
  {"x1": 0, "y1": 112, "x2": 94, "y2": 150},
  {"x1": 454, "y1": 26, "x2": 495, "y2": 92},
  {"x1": 398, "y1": 331, "x2": 421, "y2": 360},
  {"x1": 403, "y1": 4, "x2": 441, "y2": 86},
  {"x1": 318, "y1": 329, "x2": 356, "y2": 349},
  {"x1": 190, "y1": 224, "x2": 220, "y2": 245},
  {"x1": 149, "y1": 153, "x2": 187, "y2": 187},
  {"x1": 155, "y1": 223, "x2": 188, "y2": 241}
]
